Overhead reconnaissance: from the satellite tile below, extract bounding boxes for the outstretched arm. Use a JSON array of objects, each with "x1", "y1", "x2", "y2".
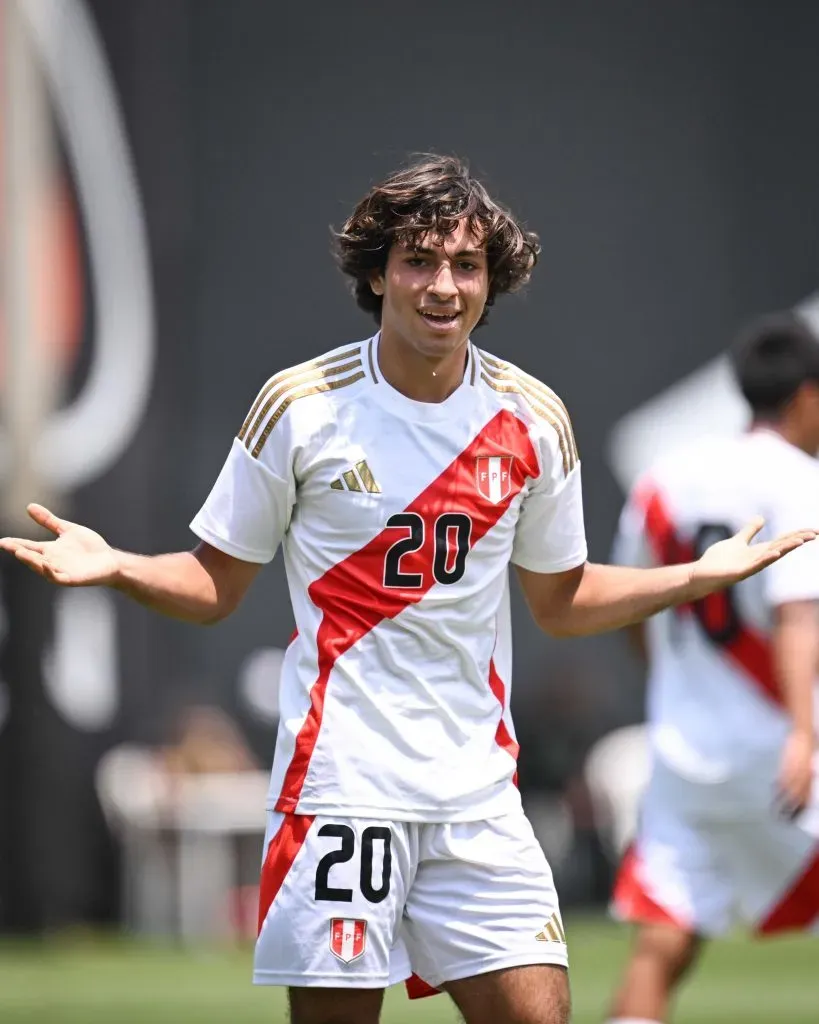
[
  {"x1": 0, "y1": 504, "x2": 262, "y2": 625},
  {"x1": 517, "y1": 517, "x2": 817, "y2": 638}
]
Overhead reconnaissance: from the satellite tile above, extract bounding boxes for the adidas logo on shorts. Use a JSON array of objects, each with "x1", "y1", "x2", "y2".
[{"x1": 535, "y1": 912, "x2": 566, "y2": 944}]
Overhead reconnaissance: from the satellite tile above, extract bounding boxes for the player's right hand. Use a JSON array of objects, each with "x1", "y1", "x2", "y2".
[
  {"x1": 0, "y1": 503, "x2": 119, "y2": 587},
  {"x1": 776, "y1": 729, "x2": 814, "y2": 819}
]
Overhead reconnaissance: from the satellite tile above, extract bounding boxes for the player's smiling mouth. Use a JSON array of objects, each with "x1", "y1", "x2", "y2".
[{"x1": 418, "y1": 309, "x2": 461, "y2": 330}]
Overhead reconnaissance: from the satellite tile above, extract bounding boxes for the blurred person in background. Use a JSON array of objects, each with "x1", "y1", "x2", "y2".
[
  {"x1": 605, "y1": 314, "x2": 819, "y2": 1024},
  {"x1": 159, "y1": 704, "x2": 258, "y2": 777},
  {"x1": 1, "y1": 157, "x2": 814, "y2": 1024}
]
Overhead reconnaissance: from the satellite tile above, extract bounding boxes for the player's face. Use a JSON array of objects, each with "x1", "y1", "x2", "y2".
[
  {"x1": 802, "y1": 383, "x2": 819, "y2": 453},
  {"x1": 370, "y1": 221, "x2": 489, "y2": 359},
  {"x1": 789, "y1": 381, "x2": 819, "y2": 454}
]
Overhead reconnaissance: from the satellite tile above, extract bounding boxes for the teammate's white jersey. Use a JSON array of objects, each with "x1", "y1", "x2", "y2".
[
  {"x1": 614, "y1": 429, "x2": 819, "y2": 785},
  {"x1": 191, "y1": 333, "x2": 586, "y2": 821}
]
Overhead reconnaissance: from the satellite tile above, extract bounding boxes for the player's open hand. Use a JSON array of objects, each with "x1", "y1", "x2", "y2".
[
  {"x1": 0, "y1": 503, "x2": 119, "y2": 587},
  {"x1": 690, "y1": 517, "x2": 817, "y2": 595}
]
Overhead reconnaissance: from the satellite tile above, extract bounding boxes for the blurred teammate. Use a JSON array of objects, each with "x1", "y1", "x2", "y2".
[
  {"x1": 606, "y1": 314, "x2": 819, "y2": 1024},
  {"x1": 1, "y1": 157, "x2": 813, "y2": 1024}
]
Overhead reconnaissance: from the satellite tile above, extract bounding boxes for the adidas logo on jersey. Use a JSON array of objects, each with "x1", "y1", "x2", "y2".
[
  {"x1": 330, "y1": 460, "x2": 381, "y2": 494},
  {"x1": 535, "y1": 912, "x2": 566, "y2": 944}
]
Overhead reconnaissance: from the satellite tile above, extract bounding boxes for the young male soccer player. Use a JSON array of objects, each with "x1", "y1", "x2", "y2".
[
  {"x1": 606, "y1": 314, "x2": 819, "y2": 1024},
  {"x1": 2, "y1": 158, "x2": 815, "y2": 1024}
]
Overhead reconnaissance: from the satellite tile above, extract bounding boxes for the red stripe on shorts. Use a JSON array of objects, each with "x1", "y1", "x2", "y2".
[
  {"x1": 489, "y1": 656, "x2": 520, "y2": 786},
  {"x1": 757, "y1": 846, "x2": 819, "y2": 934},
  {"x1": 257, "y1": 814, "x2": 315, "y2": 934},
  {"x1": 636, "y1": 483, "x2": 781, "y2": 708},
  {"x1": 611, "y1": 845, "x2": 690, "y2": 930},
  {"x1": 275, "y1": 410, "x2": 539, "y2": 811},
  {"x1": 405, "y1": 974, "x2": 441, "y2": 999}
]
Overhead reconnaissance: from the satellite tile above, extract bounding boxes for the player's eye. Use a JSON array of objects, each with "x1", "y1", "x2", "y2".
[
  {"x1": 405, "y1": 256, "x2": 427, "y2": 267},
  {"x1": 457, "y1": 261, "x2": 478, "y2": 272}
]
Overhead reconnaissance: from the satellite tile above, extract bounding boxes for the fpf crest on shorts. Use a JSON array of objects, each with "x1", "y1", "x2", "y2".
[{"x1": 329, "y1": 918, "x2": 367, "y2": 963}]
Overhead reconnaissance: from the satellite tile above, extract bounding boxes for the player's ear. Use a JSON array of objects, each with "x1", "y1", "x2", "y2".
[{"x1": 369, "y1": 271, "x2": 385, "y2": 297}]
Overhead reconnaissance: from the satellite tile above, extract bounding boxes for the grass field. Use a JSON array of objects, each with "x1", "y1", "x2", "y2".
[{"x1": 2, "y1": 916, "x2": 815, "y2": 1022}]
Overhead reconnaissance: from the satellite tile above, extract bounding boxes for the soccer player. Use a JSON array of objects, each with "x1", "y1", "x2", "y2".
[
  {"x1": 1, "y1": 157, "x2": 814, "y2": 1024},
  {"x1": 605, "y1": 314, "x2": 819, "y2": 1024}
]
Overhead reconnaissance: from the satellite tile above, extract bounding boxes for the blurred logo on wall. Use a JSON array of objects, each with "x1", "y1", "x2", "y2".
[
  {"x1": 0, "y1": 0, "x2": 155, "y2": 734},
  {"x1": 1, "y1": 0, "x2": 155, "y2": 492}
]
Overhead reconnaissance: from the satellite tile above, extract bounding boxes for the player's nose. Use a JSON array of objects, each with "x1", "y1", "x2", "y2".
[{"x1": 427, "y1": 262, "x2": 458, "y2": 300}]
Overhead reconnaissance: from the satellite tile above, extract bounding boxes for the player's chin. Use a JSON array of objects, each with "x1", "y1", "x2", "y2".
[{"x1": 412, "y1": 319, "x2": 470, "y2": 355}]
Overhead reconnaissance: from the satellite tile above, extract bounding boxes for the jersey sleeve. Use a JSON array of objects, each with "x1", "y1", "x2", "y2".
[
  {"x1": 189, "y1": 386, "x2": 296, "y2": 564},
  {"x1": 763, "y1": 464, "x2": 819, "y2": 605},
  {"x1": 511, "y1": 420, "x2": 588, "y2": 573}
]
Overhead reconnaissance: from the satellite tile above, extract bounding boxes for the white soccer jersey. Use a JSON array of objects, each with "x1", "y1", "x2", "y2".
[
  {"x1": 614, "y1": 429, "x2": 819, "y2": 784},
  {"x1": 191, "y1": 333, "x2": 586, "y2": 821}
]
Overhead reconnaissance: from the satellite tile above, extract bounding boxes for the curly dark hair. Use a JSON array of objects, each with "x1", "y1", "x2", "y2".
[{"x1": 334, "y1": 154, "x2": 540, "y2": 328}]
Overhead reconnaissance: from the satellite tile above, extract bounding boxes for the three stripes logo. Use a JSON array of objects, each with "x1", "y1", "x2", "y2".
[
  {"x1": 535, "y1": 912, "x2": 566, "y2": 944},
  {"x1": 330, "y1": 460, "x2": 381, "y2": 494}
]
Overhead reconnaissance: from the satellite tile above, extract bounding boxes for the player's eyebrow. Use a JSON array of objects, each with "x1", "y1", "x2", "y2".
[{"x1": 408, "y1": 245, "x2": 487, "y2": 259}]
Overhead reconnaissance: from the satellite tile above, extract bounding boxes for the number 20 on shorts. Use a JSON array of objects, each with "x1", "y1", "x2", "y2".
[{"x1": 314, "y1": 824, "x2": 393, "y2": 904}]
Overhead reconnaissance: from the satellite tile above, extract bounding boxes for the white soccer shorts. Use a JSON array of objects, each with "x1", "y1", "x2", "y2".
[
  {"x1": 612, "y1": 754, "x2": 819, "y2": 937},
  {"x1": 253, "y1": 810, "x2": 568, "y2": 990}
]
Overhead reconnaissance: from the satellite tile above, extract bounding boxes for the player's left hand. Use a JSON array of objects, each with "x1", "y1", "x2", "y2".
[
  {"x1": 776, "y1": 729, "x2": 815, "y2": 818},
  {"x1": 690, "y1": 517, "x2": 817, "y2": 594}
]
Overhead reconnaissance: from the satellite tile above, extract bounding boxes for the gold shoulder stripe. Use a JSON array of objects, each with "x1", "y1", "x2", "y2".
[
  {"x1": 483, "y1": 352, "x2": 572, "y2": 418},
  {"x1": 479, "y1": 356, "x2": 577, "y2": 460},
  {"x1": 250, "y1": 371, "x2": 365, "y2": 458},
  {"x1": 481, "y1": 371, "x2": 572, "y2": 476},
  {"x1": 482, "y1": 357, "x2": 577, "y2": 463},
  {"x1": 239, "y1": 346, "x2": 361, "y2": 441},
  {"x1": 243, "y1": 357, "x2": 362, "y2": 450},
  {"x1": 484, "y1": 355, "x2": 578, "y2": 463},
  {"x1": 481, "y1": 362, "x2": 577, "y2": 475}
]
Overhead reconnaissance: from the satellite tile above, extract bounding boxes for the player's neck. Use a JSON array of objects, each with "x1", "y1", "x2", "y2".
[
  {"x1": 751, "y1": 417, "x2": 814, "y2": 455},
  {"x1": 377, "y1": 329, "x2": 468, "y2": 403}
]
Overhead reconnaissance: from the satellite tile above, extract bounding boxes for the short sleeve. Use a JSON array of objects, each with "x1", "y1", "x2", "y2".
[
  {"x1": 763, "y1": 464, "x2": 819, "y2": 606},
  {"x1": 190, "y1": 382, "x2": 296, "y2": 563},
  {"x1": 511, "y1": 423, "x2": 588, "y2": 574}
]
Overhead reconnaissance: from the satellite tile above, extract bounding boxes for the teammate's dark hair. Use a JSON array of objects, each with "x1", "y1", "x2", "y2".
[
  {"x1": 731, "y1": 313, "x2": 819, "y2": 416},
  {"x1": 334, "y1": 154, "x2": 540, "y2": 328}
]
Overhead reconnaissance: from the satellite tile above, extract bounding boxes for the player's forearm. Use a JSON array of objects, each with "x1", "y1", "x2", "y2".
[
  {"x1": 111, "y1": 550, "x2": 226, "y2": 624},
  {"x1": 541, "y1": 561, "x2": 703, "y2": 638},
  {"x1": 773, "y1": 603, "x2": 819, "y2": 737}
]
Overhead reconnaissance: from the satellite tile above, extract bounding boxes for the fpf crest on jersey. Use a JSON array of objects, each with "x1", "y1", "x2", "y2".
[{"x1": 476, "y1": 455, "x2": 513, "y2": 503}]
